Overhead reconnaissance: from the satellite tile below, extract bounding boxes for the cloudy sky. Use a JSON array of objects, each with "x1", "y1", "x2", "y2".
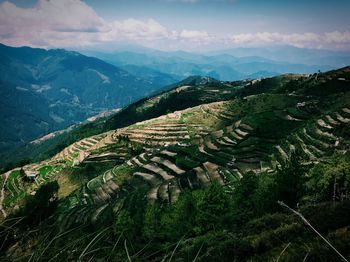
[{"x1": 0, "y1": 0, "x2": 350, "y2": 51}]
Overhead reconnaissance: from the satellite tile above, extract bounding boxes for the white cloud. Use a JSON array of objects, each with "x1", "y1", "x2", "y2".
[
  {"x1": 0, "y1": 0, "x2": 174, "y2": 47},
  {"x1": 0, "y1": 0, "x2": 105, "y2": 32},
  {"x1": 0, "y1": 0, "x2": 107, "y2": 47},
  {"x1": 179, "y1": 30, "x2": 211, "y2": 42},
  {"x1": 229, "y1": 31, "x2": 350, "y2": 49},
  {"x1": 110, "y1": 18, "x2": 170, "y2": 41},
  {"x1": 324, "y1": 31, "x2": 350, "y2": 44},
  {"x1": 0, "y1": 0, "x2": 215, "y2": 48},
  {"x1": 0, "y1": 0, "x2": 349, "y2": 50}
]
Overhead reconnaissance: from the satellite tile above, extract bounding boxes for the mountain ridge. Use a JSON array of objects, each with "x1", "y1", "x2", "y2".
[{"x1": 0, "y1": 43, "x2": 178, "y2": 155}]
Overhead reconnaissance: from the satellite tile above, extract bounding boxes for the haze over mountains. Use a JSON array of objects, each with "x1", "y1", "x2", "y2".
[
  {"x1": 82, "y1": 45, "x2": 350, "y2": 81},
  {"x1": 1, "y1": 42, "x2": 350, "y2": 157}
]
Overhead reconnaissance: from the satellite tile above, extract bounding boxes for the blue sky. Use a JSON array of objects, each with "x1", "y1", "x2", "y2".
[
  {"x1": 85, "y1": 0, "x2": 350, "y2": 33},
  {"x1": 0, "y1": 0, "x2": 349, "y2": 51}
]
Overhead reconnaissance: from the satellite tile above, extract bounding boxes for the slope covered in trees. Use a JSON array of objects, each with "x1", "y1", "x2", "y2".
[{"x1": 0, "y1": 67, "x2": 350, "y2": 261}]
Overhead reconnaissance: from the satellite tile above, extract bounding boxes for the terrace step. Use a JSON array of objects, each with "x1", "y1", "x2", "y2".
[
  {"x1": 314, "y1": 127, "x2": 337, "y2": 141},
  {"x1": 203, "y1": 162, "x2": 224, "y2": 185},
  {"x1": 227, "y1": 129, "x2": 244, "y2": 140},
  {"x1": 142, "y1": 163, "x2": 174, "y2": 180},
  {"x1": 325, "y1": 115, "x2": 340, "y2": 125},
  {"x1": 275, "y1": 145, "x2": 289, "y2": 161},
  {"x1": 216, "y1": 139, "x2": 233, "y2": 146},
  {"x1": 125, "y1": 129, "x2": 189, "y2": 135},
  {"x1": 151, "y1": 157, "x2": 186, "y2": 175},
  {"x1": 317, "y1": 119, "x2": 333, "y2": 129},
  {"x1": 169, "y1": 180, "x2": 181, "y2": 203},
  {"x1": 221, "y1": 136, "x2": 237, "y2": 145},
  {"x1": 342, "y1": 108, "x2": 350, "y2": 115},
  {"x1": 302, "y1": 128, "x2": 330, "y2": 149},
  {"x1": 204, "y1": 139, "x2": 219, "y2": 151},
  {"x1": 157, "y1": 183, "x2": 169, "y2": 202},
  {"x1": 198, "y1": 145, "x2": 214, "y2": 156},
  {"x1": 147, "y1": 185, "x2": 160, "y2": 202},
  {"x1": 235, "y1": 128, "x2": 249, "y2": 137},
  {"x1": 335, "y1": 112, "x2": 350, "y2": 123},
  {"x1": 294, "y1": 134, "x2": 317, "y2": 160},
  {"x1": 193, "y1": 166, "x2": 210, "y2": 185},
  {"x1": 160, "y1": 150, "x2": 177, "y2": 157},
  {"x1": 134, "y1": 172, "x2": 161, "y2": 186}
]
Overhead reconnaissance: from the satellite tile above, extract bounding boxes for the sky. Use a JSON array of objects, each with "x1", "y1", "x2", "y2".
[{"x1": 0, "y1": 0, "x2": 350, "y2": 51}]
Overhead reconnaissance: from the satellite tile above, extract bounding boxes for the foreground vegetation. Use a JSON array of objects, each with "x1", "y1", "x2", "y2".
[{"x1": 1, "y1": 152, "x2": 350, "y2": 261}]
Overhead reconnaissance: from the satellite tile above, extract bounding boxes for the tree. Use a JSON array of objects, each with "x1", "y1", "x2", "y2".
[
  {"x1": 161, "y1": 191, "x2": 197, "y2": 239},
  {"x1": 231, "y1": 172, "x2": 259, "y2": 223},
  {"x1": 18, "y1": 181, "x2": 59, "y2": 228},
  {"x1": 196, "y1": 182, "x2": 231, "y2": 233},
  {"x1": 306, "y1": 153, "x2": 350, "y2": 202},
  {"x1": 273, "y1": 150, "x2": 306, "y2": 208},
  {"x1": 143, "y1": 203, "x2": 162, "y2": 239},
  {"x1": 114, "y1": 210, "x2": 134, "y2": 238}
]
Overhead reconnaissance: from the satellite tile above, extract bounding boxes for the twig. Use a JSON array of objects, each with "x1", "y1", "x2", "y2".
[
  {"x1": 78, "y1": 227, "x2": 109, "y2": 260},
  {"x1": 169, "y1": 235, "x2": 185, "y2": 262},
  {"x1": 276, "y1": 242, "x2": 291, "y2": 262},
  {"x1": 132, "y1": 239, "x2": 153, "y2": 259},
  {"x1": 193, "y1": 243, "x2": 204, "y2": 262},
  {"x1": 108, "y1": 232, "x2": 123, "y2": 261},
  {"x1": 278, "y1": 201, "x2": 348, "y2": 262},
  {"x1": 37, "y1": 224, "x2": 83, "y2": 260},
  {"x1": 125, "y1": 239, "x2": 132, "y2": 262},
  {"x1": 161, "y1": 253, "x2": 168, "y2": 262}
]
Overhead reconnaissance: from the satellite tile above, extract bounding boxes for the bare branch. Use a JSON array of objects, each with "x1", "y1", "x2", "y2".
[{"x1": 278, "y1": 201, "x2": 348, "y2": 262}]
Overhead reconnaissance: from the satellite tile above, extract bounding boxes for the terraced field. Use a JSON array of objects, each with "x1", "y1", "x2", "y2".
[
  {"x1": 55, "y1": 102, "x2": 350, "y2": 226},
  {"x1": 1, "y1": 67, "x2": 350, "y2": 228},
  {"x1": 0, "y1": 133, "x2": 109, "y2": 218}
]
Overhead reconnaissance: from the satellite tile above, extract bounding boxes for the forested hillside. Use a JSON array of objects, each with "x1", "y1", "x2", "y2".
[{"x1": 0, "y1": 67, "x2": 350, "y2": 261}]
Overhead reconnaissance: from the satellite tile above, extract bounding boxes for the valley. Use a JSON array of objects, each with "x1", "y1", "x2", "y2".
[
  {"x1": 0, "y1": 44, "x2": 174, "y2": 155},
  {"x1": 1, "y1": 0, "x2": 350, "y2": 260}
]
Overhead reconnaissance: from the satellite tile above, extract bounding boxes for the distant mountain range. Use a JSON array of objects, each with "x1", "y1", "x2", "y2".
[
  {"x1": 209, "y1": 46, "x2": 350, "y2": 67},
  {"x1": 0, "y1": 44, "x2": 175, "y2": 152},
  {"x1": 80, "y1": 45, "x2": 347, "y2": 81}
]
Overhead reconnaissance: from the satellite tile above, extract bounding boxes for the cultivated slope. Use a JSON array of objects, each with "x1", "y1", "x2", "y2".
[{"x1": 1, "y1": 67, "x2": 350, "y2": 261}]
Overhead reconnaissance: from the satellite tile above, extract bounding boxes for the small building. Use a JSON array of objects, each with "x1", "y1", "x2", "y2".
[
  {"x1": 73, "y1": 159, "x2": 80, "y2": 166},
  {"x1": 24, "y1": 170, "x2": 39, "y2": 180}
]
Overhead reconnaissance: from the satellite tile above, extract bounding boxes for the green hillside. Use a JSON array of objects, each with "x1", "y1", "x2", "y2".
[
  {"x1": 0, "y1": 67, "x2": 350, "y2": 261},
  {"x1": 0, "y1": 43, "x2": 178, "y2": 156}
]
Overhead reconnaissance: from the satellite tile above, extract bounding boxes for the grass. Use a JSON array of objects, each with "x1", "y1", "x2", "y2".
[
  {"x1": 39, "y1": 166, "x2": 53, "y2": 179},
  {"x1": 57, "y1": 168, "x2": 80, "y2": 199},
  {"x1": 3, "y1": 170, "x2": 25, "y2": 208},
  {"x1": 175, "y1": 156, "x2": 200, "y2": 169},
  {"x1": 71, "y1": 152, "x2": 79, "y2": 158},
  {"x1": 111, "y1": 165, "x2": 135, "y2": 185}
]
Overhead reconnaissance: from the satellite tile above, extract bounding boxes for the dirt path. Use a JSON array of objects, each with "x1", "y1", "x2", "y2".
[{"x1": 0, "y1": 169, "x2": 18, "y2": 218}]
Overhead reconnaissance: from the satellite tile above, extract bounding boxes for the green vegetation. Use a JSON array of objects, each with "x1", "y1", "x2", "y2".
[
  {"x1": 1, "y1": 67, "x2": 350, "y2": 260},
  {"x1": 3, "y1": 154, "x2": 350, "y2": 261}
]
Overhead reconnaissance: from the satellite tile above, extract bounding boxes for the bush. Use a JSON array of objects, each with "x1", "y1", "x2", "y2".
[{"x1": 15, "y1": 181, "x2": 59, "y2": 229}]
